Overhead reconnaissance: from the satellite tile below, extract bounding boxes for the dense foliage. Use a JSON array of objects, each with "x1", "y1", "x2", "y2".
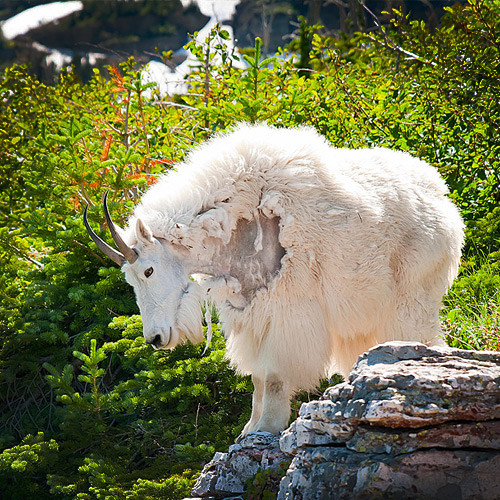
[{"x1": 1, "y1": 1, "x2": 499, "y2": 497}]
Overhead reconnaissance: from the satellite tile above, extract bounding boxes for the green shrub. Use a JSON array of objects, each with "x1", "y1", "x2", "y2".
[{"x1": 1, "y1": 4, "x2": 499, "y2": 497}]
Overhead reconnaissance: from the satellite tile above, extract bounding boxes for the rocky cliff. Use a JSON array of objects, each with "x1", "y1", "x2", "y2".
[{"x1": 186, "y1": 342, "x2": 500, "y2": 499}]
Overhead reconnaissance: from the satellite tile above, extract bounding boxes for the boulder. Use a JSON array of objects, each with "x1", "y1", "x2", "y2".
[
  {"x1": 187, "y1": 342, "x2": 500, "y2": 499},
  {"x1": 189, "y1": 431, "x2": 288, "y2": 499},
  {"x1": 279, "y1": 341, "x2": 500, "y2": 499}
]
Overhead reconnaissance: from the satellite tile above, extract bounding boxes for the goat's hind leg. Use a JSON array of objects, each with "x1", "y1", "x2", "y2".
[{"x1": 252, "y1": 373, "x2": 291, "y2": 435}]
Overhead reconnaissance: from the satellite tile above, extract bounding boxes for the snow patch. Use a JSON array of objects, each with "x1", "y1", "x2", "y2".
[
  {"x1": 143, "y1": 19, "x2": 243, "y2": 97},
  {"x1": 180, "y1": 0, "x2": 240, "y2": 22},
  {"x1": 1, "y1": 1, "x2": 83, "y2": 40}
]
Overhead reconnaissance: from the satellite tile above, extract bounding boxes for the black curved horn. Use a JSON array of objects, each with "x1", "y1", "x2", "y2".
[
  {"x1": 102, "y1": 191, "x2": 138, "y2": 264},
  {"x1": 83, "y1": 204, "x2": 126, "y2": 266}
]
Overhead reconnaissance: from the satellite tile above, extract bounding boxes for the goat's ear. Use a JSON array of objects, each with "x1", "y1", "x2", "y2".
[{"x1": 136, "y1": 218, "x2": 154, "y2": 245}]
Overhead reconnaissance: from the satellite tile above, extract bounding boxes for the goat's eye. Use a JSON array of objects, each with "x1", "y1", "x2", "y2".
[{"x1": 144, "y1": 267, "x2": 154, "y2": 278}]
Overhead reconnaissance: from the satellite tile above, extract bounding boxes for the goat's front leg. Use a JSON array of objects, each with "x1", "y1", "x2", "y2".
[
  {"x1": 252, "y1": 373, "x2": 291, "y2": 435},
  {"x1": 238, "y1": 375, "x2": 264, "y2": 441}
]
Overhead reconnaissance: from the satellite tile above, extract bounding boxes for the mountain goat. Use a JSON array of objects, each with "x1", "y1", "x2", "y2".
[{"x1": 84, "y1": 124, "x2": 464, "y2": 437}]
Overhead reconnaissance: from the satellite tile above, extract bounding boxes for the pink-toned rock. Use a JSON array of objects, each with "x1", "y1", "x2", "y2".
[{"x1": 278, "y1": 342, "x2": 500, "y2": 499}]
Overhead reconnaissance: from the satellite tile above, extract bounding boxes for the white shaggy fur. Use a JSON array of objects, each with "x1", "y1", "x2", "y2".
[{"x1": 119, "y1": 124, "x2": 464, "y2": 436}]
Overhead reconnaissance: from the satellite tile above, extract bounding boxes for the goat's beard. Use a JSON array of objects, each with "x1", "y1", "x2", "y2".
[{"x1": 175, "y1": 281, "x2": 204, "y2": 345}]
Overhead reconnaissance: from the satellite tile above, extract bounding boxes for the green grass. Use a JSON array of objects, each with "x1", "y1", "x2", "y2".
[{"x1": 442, "y1": 260, "x2": 500, "y2": 351}]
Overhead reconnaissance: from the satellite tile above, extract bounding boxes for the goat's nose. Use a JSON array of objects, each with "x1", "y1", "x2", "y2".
[
  {"x1": 152, "y1": 334, "x2": 162, "y2": 349},
  {"x1": 146, "y1": 334, "x2": 162, "y2": 350},
  {"x1": 144, "y1": 327, "x2": 172, "y2": 350}
]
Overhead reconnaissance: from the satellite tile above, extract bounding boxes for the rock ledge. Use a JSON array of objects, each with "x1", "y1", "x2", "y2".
[{"x1": 187, "y1": 342, "x2": 500, "y2": 499}]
